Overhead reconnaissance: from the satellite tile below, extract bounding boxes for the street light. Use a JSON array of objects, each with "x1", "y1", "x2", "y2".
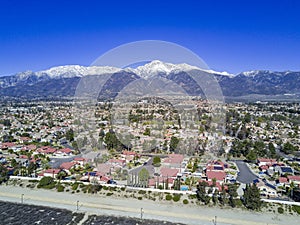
[
  {"x1": 76, "y1": 200, "x2": 79, "y2": 211},
  {"x1": 140, "y1": 207, "x2": 144, "y2": 220},
  {"x1": 21, "y1": 194, "x2": 24, "y2": 204},
  {"x1": 212, "y1": 216, "x2": 217, "y2": 225}
]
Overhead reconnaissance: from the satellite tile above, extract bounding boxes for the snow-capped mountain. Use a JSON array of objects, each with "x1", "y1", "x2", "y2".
[{"x1": 0, "y1": 60, "x2": 299, "y2": 100}]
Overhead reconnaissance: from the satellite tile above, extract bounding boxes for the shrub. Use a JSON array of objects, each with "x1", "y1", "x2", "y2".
[
  {"x1": 278, "y1": 207, "x2": 284, "y2": 214},
  {"x1": 121, "y1": 187, "x2": 126, "y2": 191},
  {"x1": 106, "y1": 192, "x2": 113, "y2": 196},
  {"x1": 173, "y1": 194, "x2": 181, "y2": 202},
  {"x1": 37, "y1": 177, "x2": 56, "y2": 189},
  {"x1": 57, "y1": 184, "x2": 65, "y2": 192},
  {"x1": 233, "y1": 199, "x2": 243, "y2": 207},
  {"x1": 292, "y1": 205, "x2": 300, "y2": 214},
  {"x1": 166, "y1": 194, "x2": 172, "y2": 201},
  {"x1": 138, "y1": 196, "x2": 143, "y2": 200},
  {"x1": 183, "y1": 199, "x2": 189, "y2": 204},
  {"x1": 138, "y1": 190, "x2": 146, "y2": 195},
  {"x1": 103, "y1": 186, "x2": 108, "y2": 190},
  {"x1": 72, "y1": 182, "x2": 79, "y2": 190}
]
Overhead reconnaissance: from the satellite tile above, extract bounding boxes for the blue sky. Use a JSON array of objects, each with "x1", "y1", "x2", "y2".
[{"x1": 0, "y1": 0, "x2": 299, "y2": 75}]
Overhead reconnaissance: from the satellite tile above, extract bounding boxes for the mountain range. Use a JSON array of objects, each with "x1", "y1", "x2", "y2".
[{"x1": 0, "y1": 61, "x2": 300, "y2": 102}]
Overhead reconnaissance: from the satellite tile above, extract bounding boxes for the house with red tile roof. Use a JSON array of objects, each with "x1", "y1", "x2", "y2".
[
  {"x1": 206, "y1": 170, "x2": 226, "y2": 184},
  {"x1": 60, "y1": 162, "x2": 78, "y2": 174},
  {"x1": 162, "y1": 153, "x2": 184, "y2": 169},
  {"x1": 73, "y1": 157, "x2": 87, "y2": 166},
  {"x1": 56, "y1": 148, "x2": 73, "y2": 156},
  {"x1": 160, "y1": 167, "x2": 179, "y2": 178},
  {"x1": 287, "y1": 175, "x2": 300, "y2": 187},
  {"x1": 148, "y1": 177, "x2": 175, "y2": 189},
  {"x1": 39, "y1": 169, "x2": 61, "y2": 178},
  {"x1": 257, "y1": 158, "x2": 277, "y2": 167},
  {"x1": 107, "y1": 158, "x2": 126, "y2": 168},
  {"x1": 277, "y1": 177, "x2": 289, "y2": 187}
]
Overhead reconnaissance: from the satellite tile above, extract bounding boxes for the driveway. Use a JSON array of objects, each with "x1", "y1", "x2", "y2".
[{"x1": 235, "y1": 160, "x2": 258, "y2": 184}]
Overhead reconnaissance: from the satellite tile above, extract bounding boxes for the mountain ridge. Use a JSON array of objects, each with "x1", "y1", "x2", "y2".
[{"x1": 0, "y1": 61, "x2": 299, "y2": 101}]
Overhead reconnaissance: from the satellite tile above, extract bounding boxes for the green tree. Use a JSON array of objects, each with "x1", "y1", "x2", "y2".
[
  {"x1": 243, "y1": 184, "x2": 261, "y2": 210},
  {"x1": 152, "y1": 156, "x2": 161, "y2": 166},
  {"x1": 169, "y1": 136, "x2": 179, "y2": 151},
  {"x1": 0, "y1": 164, "x2": 9, "y2": 184},
  {"x1": 246, "y1": 150, "x2": 257, "y2": 161},
  {"x1": 65, "y1": 129, "x2": 74, "y2": 142},
  {"x1": 104, "y1": 131, "x2": 123, "y2": 151},
  {"x1": 228, "y1": 184, "x2": 238, "y2": 207},
  {"x1": 197, "y1": 181, "x2": 210, "y2": 204},
  {"x1": 138, "y1": 168, "x2": 149, "y2": 188}
]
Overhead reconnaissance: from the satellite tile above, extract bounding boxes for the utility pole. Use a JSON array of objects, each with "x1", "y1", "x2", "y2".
[
  {"x1": 140, "y1": 207, "x2": 144, "y2": 220},
  {"x1": 21, "y1": 194, "x2": 24, "y2": 204},
  {"x1": 212, "y1": 216, "x2": 217, "y2": 225}
]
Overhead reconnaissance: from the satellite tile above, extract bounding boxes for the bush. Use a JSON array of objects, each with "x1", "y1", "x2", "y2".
[
  {"x1": 173, "y1": 194, "x2": 181, "y2": 202},
  {"x1": 292, "y1": 205, "x2": 300, "y2": 214},
  {"x1": 138, "y1": 196, "x2": 143, "y2": 200},
  {"x1": 183, "y1": 199, "x2": 189, "y2": 204},
  {"x1": 278, "y1": 207, "x2": 284, "y2": 214},
  {"x1": 72, "y1": 182, "x2": 79, "y2": 190},
  {"x1": 57, "y1": 184, "x2": 65, "y2": 192},
  {"x1": 106, "y1": 192, "x2": 113, "y2": 196},
  {"x1": 188, "y1": 194, "x2": 197, "y2": 199},
  {"x1": 233, "y1": 199, "x2": 243, "y2": 207},
  {"x1": 103, "y1": 186, "x2": 108, "y2": 190},
  {"x1": 138, "y1": 190, "x2": 146, "y2": 195},
  {"x1": 37, "y1": 177, "x2": 56, "y2": 189},
  {"x1": 121, "y1": 187, "x2": 126, "y2": 191},
  {"x1": 166, "y1": 194, "x2": 172, "y2": 201}
]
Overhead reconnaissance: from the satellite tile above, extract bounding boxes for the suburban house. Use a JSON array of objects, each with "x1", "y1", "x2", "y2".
[
  {"x1": 206, "y1": 170, "x2": 226, "y2": 184},
  {"x1": 275, "y1": 166, "x2": 294, "y2": 175},
  {"x1": 39, "y1": 169, "x2": 61, "y2": 178},
  {"x1": 148, "y1": 177, "x2": 175, "y2": 189},
  {"x1": 59, "y1": 162, "x2": 78, "y2": 175},
  {"x1": 73, "y1": 157, "x2": 87, "y2": 166},
  {"x1": 56, "y1": 148, "x2": 73, "y2": 156},
  {"x1": 287, "y1": 175, "x2": 300, "y2": 187},
  {"x1": 160, "y1": 167, "x2": 179, "y2": 178},
  {"x1": 257, "y1": 158, "x2": 277, "y2": 167},
  {"x1": 256, "y1": 180, "x2": 278, "y2": 198},
  {"x1": 162, "y1": 154, "x2": 184, "y2": 169}
]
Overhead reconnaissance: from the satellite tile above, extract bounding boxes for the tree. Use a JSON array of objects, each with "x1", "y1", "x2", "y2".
[
  {"x1": 243, "y1": 184, "x2": 261, "y2": 210},
  {"x1": 0, "y1": 164, "x2": 9, "y2": 184},
  {"x1": 138, "y1": 168, "x2": 149, "y2": 188},
  {"x1": 65, "y1": 129, "x2": 74, "y2": 142},
  {"x1": 196, "y1": 181, "x2": 210, "y2": 204},
  {"x1": 169, "y1": 136, "x2": 179, "y2": 151},
  {"x1": 246, "y1": 150, "x2": 257, "y2": 161},
  {"x1": 228, "y1": 184, "x2": 238, "y2": 207},
  {"x1": 104, "y1": 131, "x2": 123, "y2": 151},
  {"x1": 152, "y1": 156, "x2": 161, "y2": 167}
]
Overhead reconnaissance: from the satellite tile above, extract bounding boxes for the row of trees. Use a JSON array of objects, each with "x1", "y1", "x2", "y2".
[{"x1": 196, "y1": 181, "x2": 262, "y2": 210}]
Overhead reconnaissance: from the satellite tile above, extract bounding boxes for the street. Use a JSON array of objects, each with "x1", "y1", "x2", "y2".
[{"x1": 235, "y1": 160, "x2": 258, "y2": 184}]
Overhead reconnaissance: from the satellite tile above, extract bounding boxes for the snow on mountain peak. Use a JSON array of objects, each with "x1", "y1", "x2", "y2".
[
  {"x1": 133, "y1": 60, "x2": 203, "y2": 78},
  {"x1": 36, "y1": 65, "x2": 122, "y2": 78}
]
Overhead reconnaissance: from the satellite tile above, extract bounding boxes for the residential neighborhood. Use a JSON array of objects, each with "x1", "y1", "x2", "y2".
[{"x1": 0, "y1": 100, "x2": 300, "y2": 210}]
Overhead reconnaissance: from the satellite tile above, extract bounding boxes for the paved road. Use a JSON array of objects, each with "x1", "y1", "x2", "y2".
[
  {"x1": 129, "y1": 157, "x2": 155, "y2": 176},
  {"x1": 235, "y1": 160, "x2": 258, "y2": 184}
]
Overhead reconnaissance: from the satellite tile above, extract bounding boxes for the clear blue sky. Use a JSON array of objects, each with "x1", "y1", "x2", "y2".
[{"x1": 0, "y1": 0, "x2": 300, "y2": 76}]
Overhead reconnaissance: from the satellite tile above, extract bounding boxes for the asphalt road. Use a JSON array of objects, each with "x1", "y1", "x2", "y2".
[
  {"x1": 235, "y1": 160, "x2": 258, "y2": 184},
  {"x1": 129, "y1": 157, "x2": 155, "y2": 176}
]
